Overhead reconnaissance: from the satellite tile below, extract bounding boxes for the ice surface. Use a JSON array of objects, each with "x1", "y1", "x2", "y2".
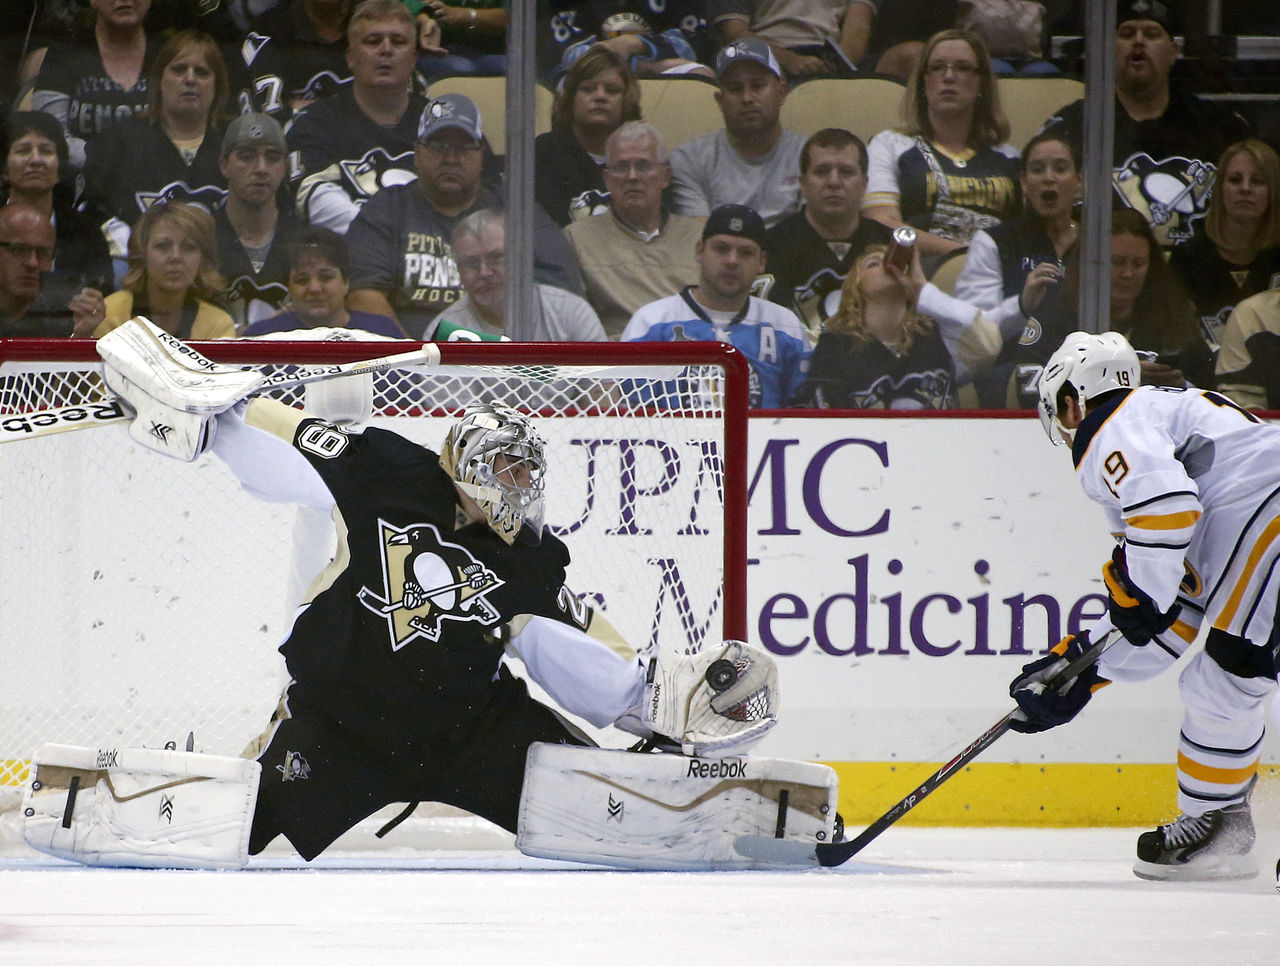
[{"x1": 2, "y1": 827, "x2": 1277, "y2": 965}]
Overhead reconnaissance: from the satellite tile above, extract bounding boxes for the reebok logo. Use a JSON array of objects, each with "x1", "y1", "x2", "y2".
[
  {"x1": 686, "y1": 758, "x2": 747, "y2": 779},
  {"x1": 1, "y1": 401, "x2": 126, "y2": 437},
  {"x1": 96, "y1": 748, "x2": 119, "y2": 768}
]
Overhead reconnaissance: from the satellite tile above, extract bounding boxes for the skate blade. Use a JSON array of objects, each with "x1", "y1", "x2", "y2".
[{"x1": 1133, "y1": 854, "x2": 1259, "y2": 882}]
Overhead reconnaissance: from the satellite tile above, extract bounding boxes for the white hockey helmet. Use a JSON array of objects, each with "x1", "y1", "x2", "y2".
[
  {"x1": 1037, "y1": 331, "x2": 1140, "y2": 446},
  {"x1": 440, "y1": 404, "x2": 547, "y2": 544}
]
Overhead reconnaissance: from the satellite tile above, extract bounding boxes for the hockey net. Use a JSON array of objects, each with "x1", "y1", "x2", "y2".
[{"x1": 0, "y1": 339, "x2": 748, "y2": 849}]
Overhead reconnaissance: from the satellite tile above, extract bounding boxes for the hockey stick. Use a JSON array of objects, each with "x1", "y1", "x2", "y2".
[
  {"x1": 736, "y1": 629, "x2": 1123, "y2": 868},
  {"x1": 0, "y1": 345, "x2": 442, "y2": 445}
]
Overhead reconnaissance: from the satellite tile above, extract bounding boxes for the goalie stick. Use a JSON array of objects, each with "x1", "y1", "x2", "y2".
[
  {"x1": 736, "y1": 629, "x2": 1123, "y2": 868},
  {"x1": 0, "y1": 344, "x2": 441, "y2": 444}
]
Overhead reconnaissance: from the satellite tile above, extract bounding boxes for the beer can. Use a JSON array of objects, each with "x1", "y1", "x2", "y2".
[{"x1": 886, "y1": 226, "x2": 916, "y2": 272}]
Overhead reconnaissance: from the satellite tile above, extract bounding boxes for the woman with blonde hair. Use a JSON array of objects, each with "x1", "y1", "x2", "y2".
[
  {"x1": 797, "y1": 243, "x2": 1001, "y2": 409},
  {"x1": 864, "y1": 29, "x2": 1020, "y2": 263},
  {"x1": 1171, "y1": 138, "x2": 1280, "y2": 346},
  {"x1": 86, "y1": 202, "x2": 234, "y2": 339}
]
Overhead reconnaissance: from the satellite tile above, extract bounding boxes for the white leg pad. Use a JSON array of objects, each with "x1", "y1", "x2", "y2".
[
  {"x1": 20, "y1": 743, "x2": 260, "y2": 870},
  {"x1": 516, "y1": 743, "x2": 838, "y2": 870}
]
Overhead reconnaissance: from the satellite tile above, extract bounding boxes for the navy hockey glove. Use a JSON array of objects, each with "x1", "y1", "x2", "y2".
[
  {"x1": 1008, "y1": 633, "x2": 1109, "y2": 734},
  {"x1": 1103, "y1": 545, "x2": 1179, "y2": 646}
]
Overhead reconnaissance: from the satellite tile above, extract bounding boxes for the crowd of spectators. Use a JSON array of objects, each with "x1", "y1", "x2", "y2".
[{"x1": 0, "y1": 0, "x2": 1279, "y2": 411}]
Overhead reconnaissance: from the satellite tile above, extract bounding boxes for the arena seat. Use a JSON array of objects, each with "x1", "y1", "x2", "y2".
[
  {"x1": 996, "y1": 75, "x2": 1084, "y2": 149},
  {"x1": 426, "y1": 76, "x2": 555, "y2": 154},
  {"x1": 780, "y1": 76, "x2": 906, "y2": 143},
  {"x1": 636, "y1": 76, "x2": 723, "y2": 149}
]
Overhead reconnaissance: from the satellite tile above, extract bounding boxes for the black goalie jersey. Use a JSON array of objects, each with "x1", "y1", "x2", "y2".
[{"x1": 246, "y1": 400, "x2": 587, "y2": 744}]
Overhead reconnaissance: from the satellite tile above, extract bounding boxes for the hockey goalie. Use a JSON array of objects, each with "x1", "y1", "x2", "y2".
[{"x1": 20, "y1": 319, "x2": 838, "y2": 871}]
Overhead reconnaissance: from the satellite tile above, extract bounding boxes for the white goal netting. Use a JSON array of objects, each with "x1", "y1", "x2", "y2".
[{"x1": 0, "y1": 340, "x2": 748, "y2": 835}]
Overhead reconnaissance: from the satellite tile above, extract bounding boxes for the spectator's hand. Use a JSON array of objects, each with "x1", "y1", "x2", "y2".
[
  {"x1": 416, "y1": 12, "x2": 445, "y2": 54},
  {"x1": 69, "y1": 287, "x2": 106, "y2": 338},
  {"x1": 776, "y1": 49, "x2": 826, "y2": 77},
  {"x1": 883, "y1": 245, "x2": 926, "y2": 306},
  {"x1": 1018, "y1": 261, "x2": 1062, "y2": 316},
  {"x1": 426, "y1": 1, "x2": 474, "y2": 29},
  {"x1": 598, "y1": 33, "x2": 650, "y2": 60},
  {"x1": 1138, "y1": 358, "x2": 1185, "y2": 387}
]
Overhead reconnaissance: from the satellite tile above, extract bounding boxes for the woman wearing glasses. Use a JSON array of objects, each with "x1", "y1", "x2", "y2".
[{"x1": 864, "y1": 29, "x2": 1020, "y2": 267}]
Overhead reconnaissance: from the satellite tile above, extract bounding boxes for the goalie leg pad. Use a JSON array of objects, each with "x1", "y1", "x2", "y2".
[
  {"x1": 20, "y1": 743, "x2": 260, "y2": 870},
  {"x1": 516, "y1": 743, "x2": 837, "y2": 870},
  {"x1": 96, "y1": 316, "x2": 265, "y2": 415}
]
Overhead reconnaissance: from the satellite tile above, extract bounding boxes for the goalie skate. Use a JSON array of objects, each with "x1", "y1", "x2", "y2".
[{"x1": 1133, "y1": 800, "x2": 1258, "y2": 881}]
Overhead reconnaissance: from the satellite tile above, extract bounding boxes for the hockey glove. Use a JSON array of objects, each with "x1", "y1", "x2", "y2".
[
  {"x1": 1103, "y1": 545, "x2": 1179, "y2": 646},
  {"x1": 1008, "y1": 633, "x2": 1109, "y2": 734}
]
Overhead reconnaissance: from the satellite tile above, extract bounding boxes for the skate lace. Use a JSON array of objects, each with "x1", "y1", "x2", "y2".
[{"x1": 1162, "y1": 812, "x2": 1213, "y2": 847}]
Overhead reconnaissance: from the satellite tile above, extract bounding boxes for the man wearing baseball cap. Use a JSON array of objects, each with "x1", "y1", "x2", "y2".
[
  {"x1": 345, "y1": 93, "x2": 582, "y2": 338},
  {"x1": 668, "y1": 38, "x2": 804, "y2": 229},
  {"x1": 623, "y1": 203, "x2": 811, "y2": 408},
  {"x1": 1039, "y1": 0, "x2": 1249, "y2": 249},
  {"x1": 215, "y1": 112, "x2": 299, "y2": 332}
]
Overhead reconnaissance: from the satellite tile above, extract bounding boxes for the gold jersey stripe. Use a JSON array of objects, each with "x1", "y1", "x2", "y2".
[
  {"x1": 1126, "y1": 510, "x2": 1201, "y2": 531},
  {"x1": 1177, "y1": 751, "x2": 1260, "y2": 785},
  {"x1": 1213, "y1": 513, "x2": 1280, "y2": 630}
]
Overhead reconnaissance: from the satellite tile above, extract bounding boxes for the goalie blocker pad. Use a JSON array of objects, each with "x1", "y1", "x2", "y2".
[
  {"x1": 20, "y1": 743, "x2": 260, "y2": 870},
  {"x1": 517, "y1": 743, "x2": 838, "y2": 870}
]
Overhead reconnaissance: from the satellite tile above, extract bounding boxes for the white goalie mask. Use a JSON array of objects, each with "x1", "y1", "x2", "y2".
[
  {"x1": 1037, "y1": 331, "x2": 1139, "y2": 446},
  {"x1": 440, "y1": 405, "x2": 547, "y2": 544}
]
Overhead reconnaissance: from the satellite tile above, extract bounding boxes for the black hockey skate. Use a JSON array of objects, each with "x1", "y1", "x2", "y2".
[{"x1": 1133, "y1": 795, "x2": 1257, "y2": 881}]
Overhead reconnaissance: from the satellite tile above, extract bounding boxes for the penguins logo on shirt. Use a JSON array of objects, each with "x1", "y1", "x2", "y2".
[
  {"x1": 135, "y1": 181, "x2": 228, "y2": 216},
  {"x1": 1113, "y1": 152, "x2": 1214, "y2": 247},
  {"x1": 357, "y1": 520, "x2": 505, "y2": 650},
  {"x1": 339, "y1": 148, "x2": 417, "y2": 202}
]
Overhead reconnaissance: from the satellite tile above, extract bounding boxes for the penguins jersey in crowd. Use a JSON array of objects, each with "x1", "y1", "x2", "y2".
[
  {"x1": 1041, "y1": 92, "x2": 1249, "y2": 248},
  {"x1": 287, "y1": 86, "x2": 429, "y2": 233},
  {"x1": 229, "y1": 399, "x2": 594, "y2": 744},
  {"x1": 1169, "y1": 232, "x2": 1280, "y2": 350},
  {"x1": 214, "y1": 204, "x2": 300, "y2": 333},
  {"x1": 864, "y1": 131, "x2": 1020, "y2": 246},
  {"x1": 622, "y1": 286, "x2": 811, "y2": 409},
  {"x1": 1215, "y1": 289, "x2": 1280, "y2": 410},
  {"x1": 233, "y1": 29, "x2": 351, "y2": 124},
  {"x1": 539, "y1": 0, "x2": 708, "y2": 80},
  {"x1": 1070, "y1": 385, "x2": 1280, "y2": 649}
]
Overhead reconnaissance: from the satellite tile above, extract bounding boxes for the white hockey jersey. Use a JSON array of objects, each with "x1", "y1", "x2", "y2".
[{"x1": 1072, "y1": 386, "x2": 1280, "y2": 654}]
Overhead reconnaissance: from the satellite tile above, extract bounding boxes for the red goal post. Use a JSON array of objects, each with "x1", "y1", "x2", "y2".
[{"x1": 0, "y1": 338, "x2": 749, "y2": 812}]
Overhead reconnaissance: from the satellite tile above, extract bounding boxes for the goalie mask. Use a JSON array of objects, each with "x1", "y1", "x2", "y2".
[
  {"x1": 440, "y1": 405, "x2": 547, "y2": 544},
  {"x1": 1037, "y1": 331, "x2": 1139, "y2": 447}
]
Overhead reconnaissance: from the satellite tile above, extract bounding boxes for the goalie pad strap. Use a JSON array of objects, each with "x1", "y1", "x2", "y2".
[
  {"x1": 20, "y1": 743, "x2": 260, "y2": 870},
  {"x1": 96, "y1": 316, "x2": 265, "y2": 415},
  {"x1": 516, "y1": 743, "x2": 837, "y2": 870}
]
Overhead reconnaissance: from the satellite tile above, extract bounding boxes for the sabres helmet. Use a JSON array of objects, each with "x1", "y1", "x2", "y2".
[{"x1": 1037, "y1": 331, "x2": 1140, "y2": 446}]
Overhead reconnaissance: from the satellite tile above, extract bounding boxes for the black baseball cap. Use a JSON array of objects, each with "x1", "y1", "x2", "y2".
[
  {"x1": 702, "y1": 204, "x2": 766, "y2": 249},
  {"x1": 1117, "y1": 0, "x2": 1175, "y2": 35}
]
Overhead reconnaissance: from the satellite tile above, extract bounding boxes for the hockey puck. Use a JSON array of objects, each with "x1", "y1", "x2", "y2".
[{"x1": 705, "y1": 659, "x2": 738, "y2": 692}]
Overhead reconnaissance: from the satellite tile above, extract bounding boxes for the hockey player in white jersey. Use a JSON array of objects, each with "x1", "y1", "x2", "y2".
[{"x1": 1008, "y1": 330, "x2": 1279, "y2": 881}]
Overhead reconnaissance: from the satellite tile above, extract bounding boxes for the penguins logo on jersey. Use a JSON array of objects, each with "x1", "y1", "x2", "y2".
[
  {"x1": 339, "y1": 147, "x2": 418, "y2": 201},
  {"x1": 135, "y1": 182, "x2": 228, "y2": 216},
  {"x1": 1113, "y1": 152, "x2": 1214, "y2": 246},
  {"x1": 358, "y1": 520, "x2": 505, "y2": 650}
]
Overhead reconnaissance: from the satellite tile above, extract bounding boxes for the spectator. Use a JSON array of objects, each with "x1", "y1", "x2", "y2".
[
  {"x1": 863, "y1": 28, "x2": 1019, "y2": 264},
  {"x1": 623, "y1": 203, "x2": 810, "y2": 409},
  {"x1": 244, "y1": 225, "x2": 406, "y2": 336},
  {"x1": 1035, "y1": 208, "x2": 1214, "y2": 390},
  {"x1": 288, "y1": 0, "x2": 427, "y2": 232},
  {"x1": 1039, "y1": 0, "x2": 1250, "y2": 249},
  {"x1": 214, "y1": 112, "x2": 301, "y2": 333},
  {"x1": 82, "y1": 28, "x2": 231, "y2": 262},
  {"x1": 405, "y1": 0, "x2": 507, "y2": 81},
  {"x1": 85, "y1": 202, "x2": 235, "y2": 339},
  {"x1": 708, "y1": 0, "x2": 875, "y2": 80},
  {"x1": 953, "y1": 130, "x2": 1081, "y2": 407},
  {"x1": 31, "y1": 0, "x2": 160, "y2": 172},
  {"x1": 850, "y1": 0, "x2": 958, "y2": 81},
  {"x1": 1170, "y1": 139, "x2": 1280, "y2": 350},
  {"x1": 2, "y1": 112, "x2": 113, "y2": 299},
  {"x1": 796, "y1": 243, "x2": 1001, "y2": 409},
  {"x1": 669, "y1": 38, "x2": 804, "y2": 228},
  {"x1": 539, "y1": 1, "x2": 712, "y2": 85},
  {"x1": 0, "y1": 206, "x2": 67, "y2": 337},
  {"x1": 428, "y1": 209, "x2": 607, "y2": 341},
  {"x1": 957, "y1": 0, "x2": 1056, "y2": 75},
  {"x1": 563, "y1": 120, "x2": 703, "y2": 339},
  {"x1": 234, "y1": 0, "x2": 357, "y2": 122},
  {"x1": 763, "y1": 127, "x2": 891, "y2": 340},
  {"x1": 345, "y1": 93, "x2": 582, "y2": 338},
  {"x1": 535, "y1": 46, "x2": 642, "y2": 228},
  {"x1": 1215, "y1": 290, "x2": 1280, "y2": 410}
]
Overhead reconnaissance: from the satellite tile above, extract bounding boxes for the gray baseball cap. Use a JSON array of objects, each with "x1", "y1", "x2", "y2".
[
  {"x1": 221, "y1": 112, "x2": 286, "y2": 158},
  {"x1": 417, "y1": 94, "x2": 484, "y2": 143},
  {"x1": 715, "y1": 38, "x2": 783, "y2": 80}
]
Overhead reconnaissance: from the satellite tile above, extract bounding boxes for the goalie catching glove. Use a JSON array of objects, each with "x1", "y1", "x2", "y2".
[
  {"x1": 1104, "y1": 545, "x2": 1180, "y2": 646},
  {"x1": 621, "y1": 639, "x2": 780, "y2": 756},
  {"x1": 96, "y1": 317, "x2": 265, "y2": 461},
  {"x1": 1008, "y1": 632, "x2": 1109, "y2": 733}
]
